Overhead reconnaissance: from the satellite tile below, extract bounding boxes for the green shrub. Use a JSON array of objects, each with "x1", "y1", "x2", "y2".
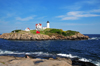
[
  {"x1": 43, "y1": 29, "x2": 79, "y2": 36},
  {"x1": 49, "y1": 29, "x2": 62, "y2": 34},
  {"x1": 12, "y1": 30, "x2": 22, "y2": 33},
  {"x1": 66, "y1": 30, "x2": 79, "y2": 36},
  {"x1": 30, "y1": 30, "x2": 36, "y2": 34},
  {"x1": 62, "y1": 31, "x2": 67, "y2": 36}
]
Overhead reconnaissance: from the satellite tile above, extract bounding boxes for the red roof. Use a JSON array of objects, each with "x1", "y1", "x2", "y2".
[
  {"x1": 27, "y1": 28, "x2": 30, "y2": 30},
  {"x1": 35, "y1": 24, "x2": 38, "y2": 26},
  {"x1": 39, "y1": 23, "x2": 42, "y2": 26},
  {"x1": 35, "y1": 23, "x2": 42, "y2": 26}
]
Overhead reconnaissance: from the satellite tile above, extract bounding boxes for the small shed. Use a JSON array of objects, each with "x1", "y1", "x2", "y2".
[
  {"x1": 25, "y1": 28, "x2": 30, "y2": 31},
  {"x1": 36, "y1": 31, "x2": 40, "y2": 34}
]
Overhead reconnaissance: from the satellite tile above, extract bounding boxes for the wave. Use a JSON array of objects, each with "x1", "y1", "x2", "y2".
[
  {"x1": 89, "y1": 37, "x2": 100, "y2": 40},
  {"x1": 57, "y1": 53, "x2": 91, "y2": 62},
  {"x1": 0, "y1": 49, "x2": 49, "y2": 55},
  {"x1": 57, "y1": 53, "x2": 99, "y2": 66},
  {"x1": 0, "y1": 49, "x2": 100, "y2": 66},
  {"x1": 57, "y1": 53, "x2": 78, "y2": 58}
]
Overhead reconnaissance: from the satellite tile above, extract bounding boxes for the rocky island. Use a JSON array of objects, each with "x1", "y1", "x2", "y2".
[{"x1": 0, "y1": 28, "x2": 89, "y2": 40}]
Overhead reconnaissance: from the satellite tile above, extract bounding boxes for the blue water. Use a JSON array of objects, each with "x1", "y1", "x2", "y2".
[{"x1": 0, "y1": 34, "x2": 100, "y2": 66}]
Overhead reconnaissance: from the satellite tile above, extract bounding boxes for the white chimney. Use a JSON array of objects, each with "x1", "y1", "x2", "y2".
[{"x1": 47, "y1": 21, "x2": 50, "y2": 28}]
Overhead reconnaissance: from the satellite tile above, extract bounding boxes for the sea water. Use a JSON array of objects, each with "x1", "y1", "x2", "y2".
[{"x1": 0, "y1": 34, "x2": 100, "y2": 66}]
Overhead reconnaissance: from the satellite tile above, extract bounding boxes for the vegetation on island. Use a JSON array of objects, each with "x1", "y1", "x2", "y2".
[
  {"x1": 11, "y1": 28, "x2": 79, "y2": 36},
  {"x1": 30, "y1": 28, "x2": 79, "y2": 36},
  {"x1": 12, "y1": 30, "x2": 22, "y2": 33}
]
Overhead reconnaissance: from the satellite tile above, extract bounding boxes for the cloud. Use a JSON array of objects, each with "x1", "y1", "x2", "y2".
[
  {"x1": 56, "y1": 10, "x2": 100, "y2": 20},
  {"x1": 0, "y1": 20, "x2": 9, "y2": 24},
  {"x1": 16, "y1": 15, "x2": 36, "y2": 21},
  {"x1": 7, "y1": 13, "x2": 15, "y2": 17},
  {"x1": 67, "y1": 11, "x2": 100, "y2": 17},
  {"x1": 62, "y1": 17, "x2": 78, "y2": 20},
  {"x1": 60, "y1": 0, "x2": 100, "y2": 10},
  {"x1": 60, "y1": 5, "x2": 81, "y2": 10},
  {"x1": 1, "y1": 13, "x2": 16, "y2": 19},
  {"x1": 16, "y1": 16, "x2": 33, "y2": 21},
  {"x1": 15, "y1": 22, "x2": 22, "y2": 24},
  {"x1": 63, "y1": 23, "x2": 94, "y2": 26},
  {"x1": 91, "y1": 9, "x2": 100, "y2": 12},
  {"x1": 37, "y1": 16, "x2": 47, "y2": 19},
  {"x1": 84, "y1": 0, "x2": 99, "y2": 4}
]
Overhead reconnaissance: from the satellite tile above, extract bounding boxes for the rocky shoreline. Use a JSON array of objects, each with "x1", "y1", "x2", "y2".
[
  {"x1": 0, "y1": 55, "x2": 96, "y2": 66},
  {"x1": 0, "y1": 32, "x2": 89, "y2": 40}
]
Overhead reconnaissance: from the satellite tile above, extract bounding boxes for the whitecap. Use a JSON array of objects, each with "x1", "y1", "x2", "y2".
[
  {"x1": 89, "y1": 37, "x2": 100, "y2": 40},
  {"x1": 79, "y1": 58, "x2": 91, "y2": 62},
  {"x1": 57, "y1": 53, "x2": 77, "y2": 58}
]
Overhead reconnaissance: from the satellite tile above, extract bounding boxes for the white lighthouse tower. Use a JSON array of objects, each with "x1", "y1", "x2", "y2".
[{"x1": 47, "y1": 21, "x2": 50, "y2": 28}]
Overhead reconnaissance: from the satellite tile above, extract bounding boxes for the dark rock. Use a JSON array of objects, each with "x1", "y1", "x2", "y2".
[
  {"x1": 72, "y1": 60, "x2": 96, "y2": 66},
  {"x1": 56, "y1": 57, "x2": 72, "y2": 65}
]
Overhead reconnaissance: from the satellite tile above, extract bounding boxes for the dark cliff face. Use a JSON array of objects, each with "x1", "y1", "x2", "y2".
[{"x1": 0, "y1": 32, "x2": 89, "y2": 40}]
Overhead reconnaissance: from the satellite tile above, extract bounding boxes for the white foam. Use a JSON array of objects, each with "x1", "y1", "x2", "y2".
[
  {"x1": 57, "y1": 53, "x2": 92, "y2": 62},
  {"x1": 0, "y1": 49, "x2": 50, "y2": 56},
  {"x1": 91, "y1": 61, "x2": 100, "y2": 66},
  {"x1": 57, "y1": 53, "x2": 77, "y2": 58},
  {"x1": 0, "y1": 49, "x2": 14, "y2": 54},
  {"x1": 89, "y1": 37, "x2": 100, "y2": 40},
  {"x1": 57, "y1": 53, "x2": 100, "y2": 66},
  {"x1": 96, "y1": 62, "x2": 100, "y2": 66},
  {"x1": 79, "y1": 58, "x2": 91, "y2": 62}
]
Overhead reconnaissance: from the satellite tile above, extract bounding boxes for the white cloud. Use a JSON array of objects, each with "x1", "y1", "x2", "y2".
[
  {"x1": 84, "y1": 0, "x2": 99, "y2": 4},
  {"x1": 67, "y1": 11, "x2": 100, "y2": 17},
  {"x1": 56, "y1": 10, "x2": 100, "y2": 20},
  {"x1": 91, "y1": 9, "x2": 100, "y2": 12},
  {"x1": 62, "y1": 17, "x2": 78, "y2": 20},
  {"x1": 1, "y1": 13, "x2": 16, "y2": 19},
  {"x1": 63, "y1": 23, "x2": 94, "y2": 26},
  {"x1": 0, "y1": 20, "x2": 9, "y2": 24},
  {"x1": 60, "y1": 0, "x2": 100, "y2": 10},
  {"x1": 60, "y1": 5, "x2": 81, "y2": 10},
  {"x1": 7, "y1": 13, "x2": 14, "y2": 17},
  {"x1": 16, "y1": 15, "x2": 36, "y2": 21},
  {"x1": 15, "y1": 22, "x2": 22, "y2": 24},
  {"x1": 37, "y1": 16, "x2": 47, "y2": 19},
  {"x1": 16, "y1": 16, "x2": 33, "y2": 21}
]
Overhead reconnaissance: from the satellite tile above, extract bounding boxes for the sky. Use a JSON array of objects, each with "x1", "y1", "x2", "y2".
[{"x1": 0, "y1": 0, "x2": 100, "y2": 34}]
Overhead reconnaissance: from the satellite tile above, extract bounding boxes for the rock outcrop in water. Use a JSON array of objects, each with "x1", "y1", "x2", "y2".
[
  {"x1": 0, "y1": 32, "x2": 89, "y2": 40},
  {"x1": 0, "y1": 56, "x2": 72, "y2": 66},
  {"x1": 0, "y1": 56, "x2": 96, "y2": 66}
]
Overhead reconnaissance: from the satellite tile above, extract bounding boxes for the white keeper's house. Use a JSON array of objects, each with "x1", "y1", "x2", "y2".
[{"x1": 35, "y1": 21, "x2": 50, "y2": 30}]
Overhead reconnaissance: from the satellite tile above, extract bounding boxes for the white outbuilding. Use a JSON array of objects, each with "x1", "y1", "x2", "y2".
[{"x1": 25, "y1": 28, "x2": 30, "y2": 31}]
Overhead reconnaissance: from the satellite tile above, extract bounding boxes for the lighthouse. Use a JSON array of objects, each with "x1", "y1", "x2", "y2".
[
  {"x1": 35, "y1": 21, "x2": 50, "y2": 30},
  {"x1": 47, "y1": 21, "x2": 50, "y2": 28}
]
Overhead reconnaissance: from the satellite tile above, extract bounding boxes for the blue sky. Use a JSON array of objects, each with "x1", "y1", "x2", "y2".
[{"x1": 0, "y1": 0, "x2": 100, "y2": 34}]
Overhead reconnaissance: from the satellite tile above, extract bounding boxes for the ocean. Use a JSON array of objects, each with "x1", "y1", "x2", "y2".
[{"x1": 0, "y1": 34, "x2": 100, "y2": 66}]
